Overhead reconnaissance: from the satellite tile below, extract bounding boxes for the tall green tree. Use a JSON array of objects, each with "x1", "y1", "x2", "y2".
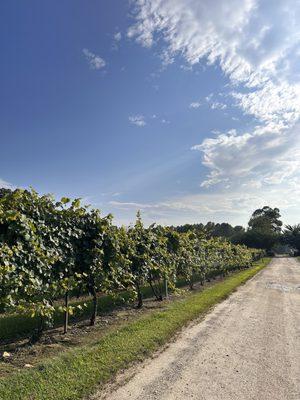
[
  {"x1": 282, "y1": 224, "x2": 300, "y2": 254},
  {"x1": 244, "y1": 206, "x2": 282, "y2": 250},
  {"x1": 248, "y1": 206, "x2": 282, "y2": 233}
]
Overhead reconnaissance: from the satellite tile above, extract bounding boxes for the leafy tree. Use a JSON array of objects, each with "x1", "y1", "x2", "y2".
[
  {"x1": 242, "y1": 230, "x2": 277, "y2": 251},
  {"x1": 282, "y1": 224, "x2": 300, "y2": 254},
  {"x1": 248, "y1": 206, "x2": 282, "y2": 233},
  {"x1": 173, "y1": 221, "x2": 245, "y2": 243},
  {"x1": 173, "y1": 223, "x2": 205, "y2": 235},
  {"x1": 243, "y1": 206, "x2": 282, "y2": 251},
  {"x1": 0, "y1": 188, "x2": 12, "y2": 199}
]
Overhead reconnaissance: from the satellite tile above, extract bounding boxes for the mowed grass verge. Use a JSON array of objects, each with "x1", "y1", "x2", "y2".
[
  {"x1": 0, "y1": 274, "x2": 205, "y2": 342},
  {"x1": 0, "y1": 258, "x2": 270, "y2": 400}
]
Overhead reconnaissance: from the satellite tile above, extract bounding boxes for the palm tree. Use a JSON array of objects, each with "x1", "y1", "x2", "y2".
[{"x1": 283, "y1": 224, "x2": 300, "y2": 254}]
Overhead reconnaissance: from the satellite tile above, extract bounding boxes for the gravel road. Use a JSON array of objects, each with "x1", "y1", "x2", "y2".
[{"x1": 97, "y1": 258, "x2": 300, "y2": 400}]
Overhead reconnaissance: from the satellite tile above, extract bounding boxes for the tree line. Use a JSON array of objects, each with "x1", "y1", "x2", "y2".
[
  {"x1": 174, "y1": 206, "x2": 300, "y2": 254},
  {"x1": 0, "y1": 188, "x2": 263, "y2": 338}
]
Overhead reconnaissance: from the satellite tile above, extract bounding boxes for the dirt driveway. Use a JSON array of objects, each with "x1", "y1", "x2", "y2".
[{"x1": 96, "y1": 258, "x2": 300, "y2": 400}]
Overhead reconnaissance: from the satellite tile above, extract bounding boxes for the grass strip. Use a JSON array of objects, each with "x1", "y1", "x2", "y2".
[
  {"x1": 0, "y1": 258, "x2": 270, "y2": 400},
  {"x1": 0, "y1": 274, "x2": 201, "y2": 342}
]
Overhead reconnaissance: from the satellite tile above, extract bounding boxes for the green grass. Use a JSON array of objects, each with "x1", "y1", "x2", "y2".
[
  {"x1": 0, "y1": 258, "x2": 270, "y2": 400},
  {"x1": 0, "y1": 275, "x2": 198, "y2": 342}
]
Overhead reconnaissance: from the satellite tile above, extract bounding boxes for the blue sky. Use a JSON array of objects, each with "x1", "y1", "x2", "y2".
[{"x1": 1, "y1": 1, "x2": 300, "y2": 226}]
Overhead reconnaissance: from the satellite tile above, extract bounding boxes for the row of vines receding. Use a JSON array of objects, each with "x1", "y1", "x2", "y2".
[{"x1": 0, "y1": 189, "x2": 264, "y2": 340}]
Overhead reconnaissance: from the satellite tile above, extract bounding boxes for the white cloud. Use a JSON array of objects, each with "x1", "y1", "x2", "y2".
[
  {"x1": 204, "y1": 94, "x2": 228, "y2": 110},
  {"x1": 110, "y1": 200, "x2": 154, "y2": 209},
  {"x1": 232, "y1": 81, "x2": 300, "y2": 126},
  {"x1": 189, "y1": 102, "x2": 201, "y2": 109},
  {"x1": 128, "y1": 0, "x2": 300, "y2": 192},
  {"x1": 180, "y1": 64, "x2": 193, "y2": 72},
  {"x1": 128, "y1": 113, "x2": 170, "y2": 126},
  {"x1": 83, "y1": 48, "x2": 106, "y2": 70},
  {"x1": 129, "y1": 115, "x2": 146, "y2": 127},
  {"x1": 109, "y1": 179, "x2": 300, "y2": 226},
  {"x1": 205, "y1": 94, "x2": 213, "y2": 102},
  {"x1": 0, "y1": 178, "x2": 13, "y2": 189},
  {"x1": 192, "y1": 123, "x2": 300, "y2": 189},
  {"x1": 114, "y1": 32, "x2": 122, "y2": 42},
  {"x1": 100, "y1": 191, "x2": 122, "y2": 198},
  {"x1": 112, "y1": 32, "x2": 122, "y2": 50},
  {"x1": 211, "y1": 101, "x2": 227, "y2": 110},
  {"x1": 128, "y1": 0, "x2": 300, "y2": 88}
]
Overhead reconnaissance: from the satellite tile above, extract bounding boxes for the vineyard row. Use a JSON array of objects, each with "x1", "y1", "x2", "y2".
[{"x1": 0, "y1": 189, "x2": 263, "y2": 337}]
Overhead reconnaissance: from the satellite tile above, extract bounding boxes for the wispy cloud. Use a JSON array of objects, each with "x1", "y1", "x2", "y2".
[
  {"x1": 204, "y1": 94, "x2": 227, "y2": 110},
  {"x1": 0, "y1": 178, "x2": 14, "y2": 189},
  {"x1": 109, "y1": 179, "x2": 300, "y2": 226},
  {"x1": 112, "y1": 31, "x2": 122, "y2": 50},
  {"x1": 189, "y1": 102, "x2": 201, "y2": 109},
  {"x1": 128, "y1": 0, "x2": 300, "y2": 192},
  {"x1": 114, "y1": 32, "x2": 122, "y2": 42},
  {"x1": 192, "y1": 123, "x2": 300, "y2": 189},
  {"x1": 211, "y1": 101, "x2": 227, "y2": 110},
  {"x1": 82, "y1": 48, "x2": 106, "y2": 70},
  {"x1": 129, "y1": 115, "x2": 146, "y2": 127}
]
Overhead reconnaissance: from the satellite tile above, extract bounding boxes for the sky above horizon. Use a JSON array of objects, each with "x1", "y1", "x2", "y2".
[{"x1": 1, "y1": 0, "x2": 300, "y2": 227}]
